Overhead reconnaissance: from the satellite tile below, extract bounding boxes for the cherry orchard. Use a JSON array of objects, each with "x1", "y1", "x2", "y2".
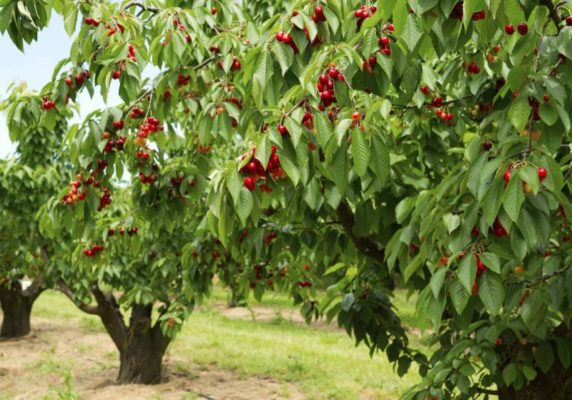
[{"x1": 2, "y1": 0, "x2": 572, "y2": 398}]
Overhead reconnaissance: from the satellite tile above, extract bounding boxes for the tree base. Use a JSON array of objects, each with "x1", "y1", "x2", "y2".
[{"x1": 0, "y1": 284, "x2": 33, "y2": 339}]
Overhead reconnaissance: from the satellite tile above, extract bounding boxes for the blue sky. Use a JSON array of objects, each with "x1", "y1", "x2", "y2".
[{"x1": 0, "y1": 15, "x2": 117, "y2": 159}]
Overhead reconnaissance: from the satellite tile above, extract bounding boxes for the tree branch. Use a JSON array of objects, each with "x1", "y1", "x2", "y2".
[
  {"x1": 526, "y1": 265, "x2": 571, "y2": 288},
  {"x1": 56, "y1": 281, "x2": 101, "y2": 315},
  {"x1": 336, "y1": 201, "x2": 385, "y2": 262},
  {"x1": 23, "y1": 274, "x2": 45, "y2": 301},
  {"x1": 539, "y1": 0, "x2": 562, "y2": 29},
  {"x1": 123, "y1": 1, "x2": 160, "y2": 15}
]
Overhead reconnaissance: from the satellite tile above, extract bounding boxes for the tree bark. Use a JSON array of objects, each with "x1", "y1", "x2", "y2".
[
  {"x1": 228, "y1": 284, "x2": 246, "y2": 308},
  {"x1": 89, "y1": 288, "x2": 170, "y2": 385},
  {"x1": 0, "y1": 278, "x2": 43, "y2": 339},
  {"x1": 116, "y1": 304, "x2": 170, "y2": 384},
  {"x1": 498, "y1": 366, "x2": 572, "y2": 400}
]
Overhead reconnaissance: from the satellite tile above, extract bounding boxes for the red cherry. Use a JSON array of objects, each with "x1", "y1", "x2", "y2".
[
  {"x1": 483, "y1": 142, "x2": 492, "y2": 151},
  {"x1": 278, "y1": 125, "x2": 288, "y2": 135},
  {"x1": 315, "y1": 6, "x2": 323, "y2": 16},
  {"x1": 381, "y1": 47, "x2": 391, "y2": 56},
  {"x1": 352, "y1": 112, "x2": 361, "y2": 121},
  {"x1": 567, "y1": 16, "x2": 572, "y2": 26},
  {"x1": 211, "y1": 7, "x2": 217, "y2": 15},
  {"x1": 112, "y1": 70, "x2": 122, "y2": 80},
  {"x1": 503, "y1": 170, "x2": 511, "y2": 184},
  {"x1": 42, "y1": 100, "x2": 55, "y2": 110},
  {"x1": 517, "y1": 23, "x2": 528, "y2": 35},
  {"x1": 505, "y1": 24, "x2": 515, "y2": 34},
  {"x1": 496, "y1": 338, "x2": 503, "y2": 346},
  {"x1": 369, "y1": 55, "x2": 377, "y2": 67},
  {"x1": 386, "y1": 23, "x2": 394, "y2": 32},
  {"x1": 543, "y1": 94, "x2": 550, "y2": 103},
  {"x1": 537, "y1": 167, "x2": 547, "y2": 180},
  {"x1": 420, "y1": 86, "x2": 430, "y2": 95},
  {"x1": 379, "y1": 36, "x2": 390, "y2": 47},
  {"x1": 65, "y1": 77, "x2": 73, "y2": 86},
  {"x1": 244, "y1": 177, "x2": 255, "y2": 191},
  {"x1": 320, "y1": 90, "x2": 332, "y2": 101},
  {"x1": 112, "y1": 120, "x2": 124, "y2": 130},
  {"x1": 328, "y1": 67, "x2": 338, "y2": 79}
]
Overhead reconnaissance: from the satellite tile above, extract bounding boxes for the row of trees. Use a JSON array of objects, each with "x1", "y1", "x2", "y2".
[{"x1": 1, "y1": 0, "x2": 571, "y2": 398}]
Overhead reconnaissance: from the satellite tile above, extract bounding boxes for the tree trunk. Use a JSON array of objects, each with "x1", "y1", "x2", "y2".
[
  {"x1": 228, "y1": 284, "x2": 246, "y2": 308},
  {"x1": 116, "y1": 304, "x2": 170, "y2": 384},
  {"x1": 498, "y1": 364, "x2": 572, "y2": 400},
  {"x1": 0, "y1": 279, "x2": 42, "y2": 339}
]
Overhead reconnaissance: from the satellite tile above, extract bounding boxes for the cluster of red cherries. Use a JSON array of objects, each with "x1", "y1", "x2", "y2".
[
  {"x1": 136, "y1": 116, "x2": 162, "y2": 139},
  {"x1": 64, "y1": 70, "x2": 90, "y2": 88},
  {"x1": 263, "y1": 231, "x2": 278, "y2": 245},
  {"x1": 466, "y1": 62, "x2": 480, "y2": 74},
  {"x1": 275, "y1": 31, "x2": 298, "y2": 53},
  {"x1": 42, "y1": 98, "x2": 56, "y2": 110},
  {"x1": 317, "y1": 67, "x2": 345, "y2": 108},
  {"x1": 177, "y1": 73, "x2": 191, "y2": 86},
  {"x1": 504, "y1": 23, "x2": 528, "y2": 35},
  {"x1": 62, "y1": 179, "x2": 87, "y2": 205},
  {"x1": 83, "y1": 245, "x2": 104, "y2": 257},
  {"x1": 297, "y1": 280, "x2": 313, "y2": 288},
  {"x1": 354, "y1": 5, "x2": 377, "y2": 29},
  {"x1": 103, "y1": 135, "x2": 127, "y2": 153},
  {"x1": 97, "y1": 187, "x2": 112, "y2": 211},
  {"x1": 311, "y1": 5, "x2": 326, "y2": 23},
  {"x1": 240, "y1": 146, "x2": 284, "y2": 192}
]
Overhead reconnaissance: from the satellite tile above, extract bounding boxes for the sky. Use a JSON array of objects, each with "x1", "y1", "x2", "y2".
[{"x1": 0, "y1": 15, "x2": 118, "y2": 159}]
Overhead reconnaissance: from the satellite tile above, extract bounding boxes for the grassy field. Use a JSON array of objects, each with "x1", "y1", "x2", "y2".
[{"x1": 1, "y1": 287, "x2": 423, "y2": 399}]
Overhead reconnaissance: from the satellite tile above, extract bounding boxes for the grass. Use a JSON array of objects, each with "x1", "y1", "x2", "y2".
[{"x1": 15, "y1": 287, "x2": 423, "y2": 399}]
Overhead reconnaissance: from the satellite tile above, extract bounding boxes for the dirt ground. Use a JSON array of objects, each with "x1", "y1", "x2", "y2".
[{"x1": 0, "y1": 318, "x2": 304, "y2": 400}]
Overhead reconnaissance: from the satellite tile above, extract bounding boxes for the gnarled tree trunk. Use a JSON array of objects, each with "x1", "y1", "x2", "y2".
[
  {"x1": 0, "y1": 278, "x2": 44, "y2": 339},
  {"x1": 83, "y1": 285, "x2": 170, "y2": 384},
  {"x1": 116, "y1": 304, "x2": 170, "y2": 384}
]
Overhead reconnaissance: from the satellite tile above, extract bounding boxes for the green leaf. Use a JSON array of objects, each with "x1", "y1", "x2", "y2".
[
  {"x1": 502, "y1": 363, "x2": 518, "y2": 385},
  {"x1": 502, "y1": 173, "x2": 525, "y2": 222},
  {"x1": 236, "y1": 186, "x2": 253, "y2": 225},
  {"x1": 508, "y1": 96, "x2": 531, "y2": 132},
  {"x1": 63, "y1": 8, "x2": 77, "y2": 36},
  {"x1": 507, "y1": 65, "x2": 527, "y2": 91},
  {"x1": 403, "y1": 253, "x2": 424, "y2": 283},
  {"x1": 255, "y1": 134, "x2": 271, "y2": 169},
  {"x1": 351, "y1": 130, "x2": 370, "y2": 177},
  {"x1": 401, "y1": 15, "x2": 422, "y2": 51},
  {"x1": 458, "y1": 255, "x2": 477, "y2": 294},
  {"x1": 479, "y1": 253, "x2": 501, "y2": 273},
  {"x1": 330, "y1": 144, "x2": 348, "y2": 193},
  {"x1": 226, "y1": 168, "x2": 241, "y2": 206},
  {"x1": 371, "y1": 135, "x2": 390, "y2": 185},
  {"x1": 430, "y1": 268, "x2": 448, "y2": 299},
  {"x1": 534, "y1": 342, "x2": 555, "y2": 373},
  {"x1": 443, "y1": 213, "x2": 460, "y2": 233},
  {"x1": 254, "y1": 50, "x2": 273, "y2": 92},
  {"x1": 478, "y1": 272, "x2": 505, "y2": 315},
  {"x1": 450, "y1": 279, "x2": 470, "y2": 315}
]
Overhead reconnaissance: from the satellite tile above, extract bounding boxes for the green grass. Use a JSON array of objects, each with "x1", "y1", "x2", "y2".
[{"x1": 23, "y1": 288, "x2": 422, "y2": 399}]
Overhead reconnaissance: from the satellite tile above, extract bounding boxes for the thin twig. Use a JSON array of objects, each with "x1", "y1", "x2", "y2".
[{"x1": 123, "y1": 1, "x2": 160, "y2": 14}]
